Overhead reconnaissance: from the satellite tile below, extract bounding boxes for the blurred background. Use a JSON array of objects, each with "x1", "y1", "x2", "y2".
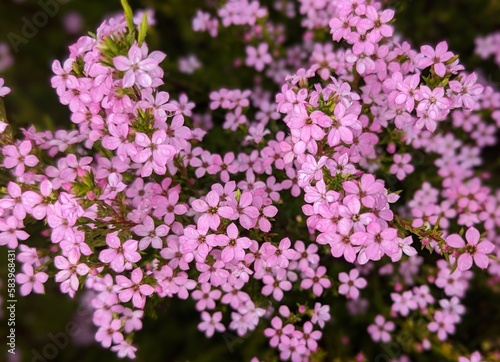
[{"x1": 0, "y1": 0, "x2": 499, "y2": 361}]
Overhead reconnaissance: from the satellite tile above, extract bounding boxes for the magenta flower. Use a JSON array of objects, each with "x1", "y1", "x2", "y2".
[
  {"x1": 16, "y1": 263, "x2": 48, "y2": 296},
  {"x1": 115, "y1": 268, "x2": 155, "y2": 309},
  {"x1": 446, "y1": 227, "x2": 495, "y2": 271}
]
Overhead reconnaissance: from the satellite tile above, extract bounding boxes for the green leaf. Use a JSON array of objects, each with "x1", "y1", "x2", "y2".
[
  {"x1": 137, "y1": 12, "x2": 148, "y2": 45},
  {"x1": 449, "y1": 260, "x2": 458, "y2": 274},
  {"x1": 121, "y1": 0, "x2": 136, "y2": 35},
  {"x1": 0, "y1": 98, "x2": 7, "y2": 123}
]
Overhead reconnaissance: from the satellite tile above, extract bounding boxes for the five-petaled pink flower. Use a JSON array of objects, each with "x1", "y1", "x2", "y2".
[
  {"x1": 113, "y1": 43, "x2": 165, "y2": 88},
  {"x1": 2, "y1": 140, "x2": 39, "y2": 176},
  {"x1": 16, "y1": 263, "x2": 49, "y2": 296},
  {"x1": 191, "y1": 190, "x2": 234, "y2": 231},
  {"x1": 338, "y1": 268, "x2": 367, "y2": 299},
  {"x1": 115, "y1": 267, "x2": 155, "y2": 309},
  {"x1": 446, "y1": 226, "x2": 495, "y2": 271},
  {"x1": 198, "y1": 311, "x2": 225, "y2": 337}
]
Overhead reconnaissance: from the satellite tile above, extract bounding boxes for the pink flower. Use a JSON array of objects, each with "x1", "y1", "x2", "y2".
[
  {"x1": 132, "y1": 215, "x2": 169, "y2": 250},
  {"x1": 428, "y1": 310, "x2": 455, "y2": 341},
  {"x1": 262, "y1": 269, "x2": 292, "y2": 301},
  {"x1": 131, "y1": 130, "x2": 177, "y2": 177},
  {"x1": 367, "y1": 315, "x2": 395, "y2": 343},
  {"x1": 327, "y1": 102, "x2": 361, "y2": 147},
  {"x1": 338, "y1": 269, "x2": 367, "y2": 299},
  {"x1": 0, "y1": 77, "x2": 11, "y2": 97},
  {"x1": 343, "y1": 173, "x2": 384, "y2": 208},
  {"x1": 416, "y1": 86, "x2": 450, "y2": 122},
  {"x1": 115, "y1": 268, "x2": 155, "y2": 309},
  {"x1": 198, "y1": 311, "x2": 225, "y2": 337},
  {"x1": 263, "y1": 237, "x2": 298, "y2": 268},
  {"x1": 111, "y1": 341, "x2": 137, "y2": 359},
  {"x1": 54, "y1": 249, "x2": 90, "y2": 296},
  {"x1": 95, "y1": 317, "x2": 124, "y2": 348},
  {"x1": 264, "y1": 316, "x2": 295, "y2": 348},
  {"x1": 0, "y1": 216, "x2": 29, "y2": 249},
  {"x1": 352, "y1": 222, "x2": 399, "y2": 264},
  {"x1": 301, "y1": 321, "x2": 322, "y2": 351},
  {"x1": 317, "y1": 218, "x2": 357, "y2": 263},
  {"x1": 218, "y1": 223, "x2": 252, "y2": 262},
  {"x1": 192, "y1": 283, "x2": 221, "y2": 311},
  {"x1": 446, "y1": 227, "x2": 495, "y2": 271},
  {"x1": 227, "y1": 190, "x2": 259, "y2": 229},
  {"x1": 113, "y1": 43, "x2": 165, "y2": 88},
  {"x1": 391, "y1": 236, "x2": 418, "y2": 262},
  {"x1": 300, "y1": 266, "x2": 331, "y2": 297},
  {"x1": 245, "y1": 43, "x2": 272, "y2": 72},
  {"x1": 416, "y1": 41, "x2": 454, "y2": 77},
  {"x1": 391, "y1": 291, "x2": 417, "y2": 316},
  {"x1": 191, "y1": 190, "x2": 234, "y2": 230},
  {"x1": 458, "y1": 351, "x2": 483, "y2": 362},
  {"x1": 389, "y1": 153, "x2": 414, "y2": 180},
  {"x1": 16, "y1": 263, "x2": 48, "y2": 296},
  {"x1": 2, "y1": 140, "x2": 39, "y2": 177},
  {"x1": 311, "y1": 303, "x2": 330, "y2": 328},
  {"x1": 98, "y1": 232, "x2": 141, "y2": 272}
]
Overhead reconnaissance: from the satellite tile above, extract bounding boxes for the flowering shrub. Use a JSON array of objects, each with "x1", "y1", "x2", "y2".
[{"x1": 1, "y1": 0, "x2": 499, "y2": 361}]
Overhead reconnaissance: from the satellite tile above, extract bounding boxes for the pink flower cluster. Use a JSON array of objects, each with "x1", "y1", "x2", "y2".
[
  {"x1": 475, "y1": 31, "x2": 500, "y2": 66},
  {"x1": 0, "y1": 0, "x2": 499, "y2": 360}
]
